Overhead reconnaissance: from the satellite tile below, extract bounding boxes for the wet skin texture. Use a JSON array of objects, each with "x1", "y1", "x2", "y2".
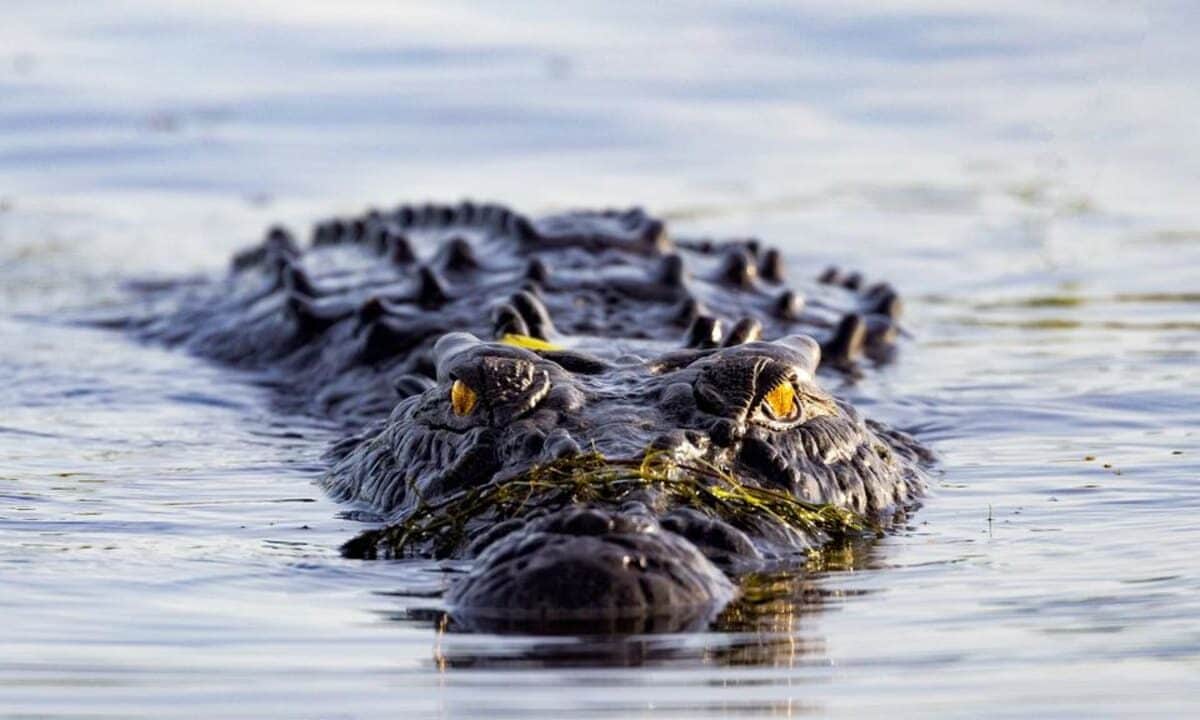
[{"x1": 119, "y1": 202, "x2": 931, "y2": 627}]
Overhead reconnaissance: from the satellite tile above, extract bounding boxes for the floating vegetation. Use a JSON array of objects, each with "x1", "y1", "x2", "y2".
[{"x1": 347, "y1": 451, "x2": 871, "y2": 558}]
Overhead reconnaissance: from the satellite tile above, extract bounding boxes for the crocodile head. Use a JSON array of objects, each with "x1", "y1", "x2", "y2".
[
  {"x1": 327, "y1": 332, "x2": 927, "y2": 626},
  {"x1": 110, "y1": 200, "x2": 928, "y2": 632}
]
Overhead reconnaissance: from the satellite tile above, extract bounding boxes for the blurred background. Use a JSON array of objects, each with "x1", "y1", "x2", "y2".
[
  {"x1": 1, "y1": 2, "x2": 1198, "y2": 718},
  {"x1": 4, "y1": 1, "x2": 1200, "y2": 278}
]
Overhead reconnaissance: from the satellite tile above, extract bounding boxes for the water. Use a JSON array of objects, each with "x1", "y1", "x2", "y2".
[{"x1": 2, "y1": 2, "x2": 1198, "y2": 717}]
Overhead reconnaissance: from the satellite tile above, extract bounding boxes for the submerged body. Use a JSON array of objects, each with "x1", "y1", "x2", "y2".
[{"x1": 116, "y1": 202, "x2": 930, "y2": 628}]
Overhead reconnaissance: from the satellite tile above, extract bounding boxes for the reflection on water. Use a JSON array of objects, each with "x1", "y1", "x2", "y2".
[
  {"x1": 388, "y1": 540, "x2": 881, "y2": 655},
  {"x1": 3, "y1": 1, "x2": 1200, "y2": 718}
]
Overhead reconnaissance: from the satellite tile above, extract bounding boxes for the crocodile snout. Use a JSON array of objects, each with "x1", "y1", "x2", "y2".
[{"x1": 446, "y1": 507, "x2": 737, "y2": 621}]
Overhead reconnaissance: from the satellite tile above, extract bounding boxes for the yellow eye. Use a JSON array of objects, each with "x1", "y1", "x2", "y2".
[
  {"x1": 450, "y1": 379, "x2": 478, "y2": 416},
  {"x1": 763, "y1": 381, "x2": 797, "y2": 420}
]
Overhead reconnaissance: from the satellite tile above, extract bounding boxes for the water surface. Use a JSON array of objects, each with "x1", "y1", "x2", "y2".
[{"x1": 2, "y1": 2, "x2": 1198, "y2": 717}]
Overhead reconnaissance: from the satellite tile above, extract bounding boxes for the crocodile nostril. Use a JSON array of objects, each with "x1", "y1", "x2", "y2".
[{"x1": 559, "y1": 509, "x2": 615, "y2": 536}]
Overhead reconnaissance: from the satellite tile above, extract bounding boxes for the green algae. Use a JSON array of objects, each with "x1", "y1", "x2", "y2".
[{"x1": 353, "y1": 451, "x2": 871, "y2": 558}]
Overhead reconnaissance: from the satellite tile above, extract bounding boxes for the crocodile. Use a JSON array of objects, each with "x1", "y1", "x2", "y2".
[{"x1": 114, "y1": 201, "x2": 931, "y2": 631}]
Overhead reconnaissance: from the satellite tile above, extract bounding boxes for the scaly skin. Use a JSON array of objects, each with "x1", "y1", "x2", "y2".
[{"x1": 114, "y1": 202, "x2": 930, "y2": 627}]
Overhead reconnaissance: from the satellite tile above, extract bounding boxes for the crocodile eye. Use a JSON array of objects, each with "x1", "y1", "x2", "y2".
[
  {"x1": 761, "y1": 381, "x2": 799, "y2": 422},
  {"x1": 450, "y1": 379, "x2": 479, "y2": 416}
]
